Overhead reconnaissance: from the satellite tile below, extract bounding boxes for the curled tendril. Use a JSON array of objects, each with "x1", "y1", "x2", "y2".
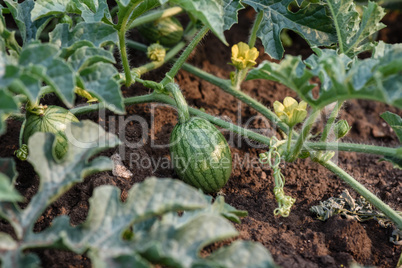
[{"x1": 259, "y1": 137, "x2": 295, "y2": 217}]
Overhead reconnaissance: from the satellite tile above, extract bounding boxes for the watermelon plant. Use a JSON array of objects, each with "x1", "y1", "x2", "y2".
[{"x1": 1, "y1": 0, "x2": 402, "y2": 266}]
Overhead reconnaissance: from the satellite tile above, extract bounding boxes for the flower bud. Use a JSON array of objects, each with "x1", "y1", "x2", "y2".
[
  {"x1": 334, "y1": 120, "x2": 351, "y2": 139},
  {"x1": 147, "y1": 43, "x2": 166, "y2": 62}
]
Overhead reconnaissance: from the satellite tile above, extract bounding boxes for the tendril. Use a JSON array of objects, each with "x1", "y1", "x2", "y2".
[{"x1": 259, "y1": 137, "x2": 295, "y2": 217}]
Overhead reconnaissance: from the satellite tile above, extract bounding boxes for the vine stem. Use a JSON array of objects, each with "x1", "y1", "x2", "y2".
[
  {"x1": 248, "y1": 11, "x2": 263, "y2": 48},
  {"x1": 288, "y1": 109, "x2": 320, "y2": 162},
  {"x1": 160, "y1": 26, "x2": 209, "y2": 86},
  {"x1": 320, "y1": 101, "x2": 343, "y2": 142},
  {"x1": 165, "y1": 83, "x2": 190, "y2": 123},
  {"x1": 304, "y1": 142, "x2": 399, "y2": 159},
  {"x1": 116, "y1": 0, "x2": 142, "y2": 87},
  {"x1": 319, "y1": 160, "x2": 402, "y2": 229},
  {"x1": 128, "y1": 7, "x2": 183, "y2": 29},
  {"x1": 181, "y1": 63, "x2": 292, "y2": 136}
]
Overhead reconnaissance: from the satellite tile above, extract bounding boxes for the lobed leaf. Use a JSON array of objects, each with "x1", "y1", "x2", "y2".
[
  {"x1": 222, "y1": 0, "x2": 244, "y2": 31},
  {"x1": 324, "y1": 0, "x2": 385, "y2": 56},
  {"x1": 79, "y1": 62, "x2": 125, "y2": 114},
  {"x1": 247, "y1": 43, "x2": 402, "y2": 109},
  {"x1": 243, "y1": 0, "x2": 336, "y2": 59},
  {"x1": 4, "y1": 0, "x2": 52, "y2": 45},
  {"x1": 31, "y1": 0, "x2": 81, "y2": 21},
  {"x1": 27, "y1": 178, "x2": 209, "y2": 266},
  {"x1": 168, "y1": 0, "x2": 228, "y2": 45},
  {"x1": 49, "y1": 22, "x2": 118, "y2": 48}
]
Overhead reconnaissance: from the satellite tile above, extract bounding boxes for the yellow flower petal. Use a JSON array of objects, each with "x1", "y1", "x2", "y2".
[
  {"x1": 237, "y1": 42, "x2": 249, "y2": 55},
  {"x1": 273, "y1": 101, "x2": 285, "y2": 116},
  {"x1": 248, "y1": 47, "x2": 259, "y2": 62},
  {"x1": 231, "y1": 44, "x2": 239, "y2": 59},
  {"x1": 298, "y1": 101, "x2": 307, "y2": 110}
]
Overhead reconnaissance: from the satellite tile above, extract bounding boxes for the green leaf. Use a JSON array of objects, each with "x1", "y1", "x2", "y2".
[
  {"x1": 247, "y1": 44, "x2": 402, "y2": 109},
  {"x1": 324, "y1": 0, "x2": 385, "y2": 56},
  {"x1": 0, "y1": 158, "x2": 23, "y2": 202},
  {"x1": 169, "y1": 0, "x2": 228, "y2": 45},
  {"x1": 31, "y1": 0, "x2": 81, "y2": 21},
  {"x1": 243, "y1": 0, "x2": 336, "y2": 59},
  {"x1": 381, "y1": 111, "x2": 402, "y2": 143},
  {"x1": 195, "y1": 241, "x2": 276, "y2": 268},
  {"x1": 29, "y1": 178, "x2": 208, "y2": 265},
  {"x1": 134, "y1": 212, "x2": 238, "y2": 267},
  {"x1": 0, "y1": 120, "x2": 120, "y2": 240},
  {"x1": 49, "y1": 22, "x2": 118, "y2": 48},
  {"x1": 79, "y1": 62, "x2": 124, "y2": 114},
  {"x1": 223, "y1": 0, "x2": 244, "y2": 31},
  {"x1": 0, "y1": 90, "x2": 19, "y2": 135},
  {"x1": 18, "y1": 43, "x2": 76, "y2": 106},
  {"x1": 197, "y1": 195, "x2": 248, "y2": 224},
  {"x1": 68, "y1": 46, "x2": 116, "y2": 71},
  {"x1": 78, "y1": 0, "x2": 113, "y2": 23},
  {"x1": 5, "y1": 0, "x2": 52, "y2": 45}
]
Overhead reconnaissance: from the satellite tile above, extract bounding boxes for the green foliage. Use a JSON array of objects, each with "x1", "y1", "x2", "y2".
[
  {"x1": 0, "y1": 158, "x2": 23, "y2": 202},
  {"x1": 381, "y1": 111, "x2": 402, "y2": 143},
  {"x1": 4, "y1": 0, "x2": 52, "y2": 45},
  {"x1": 0, "y1": 90, "x2": 19, "y2": 135},
  {"x1": 247, "y1": 43, "x2": 402, "y2": 109},
  {"x1": 243, "y1": 0, "x2": 336, "y2": 59},
  {"x1": 0, "y1": 122, "x2": 273, "y2": 267},
  {"x1": 222, "y1": 0, "x2": 244, "y2": 31},
  {"x1": 324, "y1": 0, "x2": 385, "y2": 56}
]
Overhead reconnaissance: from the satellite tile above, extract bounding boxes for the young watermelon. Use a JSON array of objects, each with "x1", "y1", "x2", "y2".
[
  {"x1": 167, "y1": 83, "x2": 232, "y2": 193},
  {"x1": 22, "y1": 105, "x2": 79, "y2": 159},
  {"x1": 138, "y1": 16, "x2": 183, "y2": 47}
]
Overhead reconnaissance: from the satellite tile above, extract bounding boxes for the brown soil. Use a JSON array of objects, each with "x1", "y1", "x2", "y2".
[{"x1": 1, "y1": 7, "x2": 402, "y2": 268}]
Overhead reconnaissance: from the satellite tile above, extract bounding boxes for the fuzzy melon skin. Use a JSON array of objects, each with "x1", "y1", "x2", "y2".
[
  {"x1": 170, "y1": 117, "x2": 232, "y2": 193},
  {"x1": 23, "y1": 106, "x2": 79, "y2": 159}
]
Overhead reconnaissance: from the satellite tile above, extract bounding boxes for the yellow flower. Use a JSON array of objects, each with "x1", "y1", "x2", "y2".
[
  {"x1": 273, "y1": 97, "x2": 307, "y2": 127},
  {"x1": 231, "y1": 42, "x2": 259, "y2": 70}
]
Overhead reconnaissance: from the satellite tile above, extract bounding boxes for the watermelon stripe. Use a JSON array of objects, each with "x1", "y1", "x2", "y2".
[
  {"x1": 176, "y1": 128, "x2": 206, "y2": 190},
  {"x1": 190, "y1": 120, "x2": 221, "y2": 191},
  {"x1": 171, "y1": 126, "x2": 201, "y2": 189}
]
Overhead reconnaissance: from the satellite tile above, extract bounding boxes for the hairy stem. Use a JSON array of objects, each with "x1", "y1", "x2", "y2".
[
  {"x1": 160, "y1": 26, "x2": 209, "y2": 86},
  {"x1": 248, "y1": 11, "x2": 263, "y2": 48},
  {"x1": 288, "y1": 109, "x2": 320, "y2": 162},
  {"x1": 116, "y1": 0, "x2": 142, "y2": 86},
  {"x1": 320, "y1": 101, "x2": 343, "y2": 142},
  {"x1": 181, "y1": 63, "x2": 292, "y2": 135},
  {"x1": 319, "y1": 160, "x2": 402, "y2": 229},
  {"x1": 129, "y1": 6, "x2": 183, "y2": 29},
  {"x1": 165, "y1": 83, "x2": 190, "y2": 123},
  {"x1": 304, "y1": 141, "x2": 400, "y2": 158}
]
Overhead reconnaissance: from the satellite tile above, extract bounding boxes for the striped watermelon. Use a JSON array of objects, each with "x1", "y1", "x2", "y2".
[
  {"x1": 23, "y1": 105, "x2": 79, "y2": 159},
  {"x1": 170, "y1": 117, "x2": 232, "y2": 193}
]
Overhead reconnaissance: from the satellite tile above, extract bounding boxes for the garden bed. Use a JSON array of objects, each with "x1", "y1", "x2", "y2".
[{"x1": 1, "y1": 5, "x2": 401, "y2": 268}]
